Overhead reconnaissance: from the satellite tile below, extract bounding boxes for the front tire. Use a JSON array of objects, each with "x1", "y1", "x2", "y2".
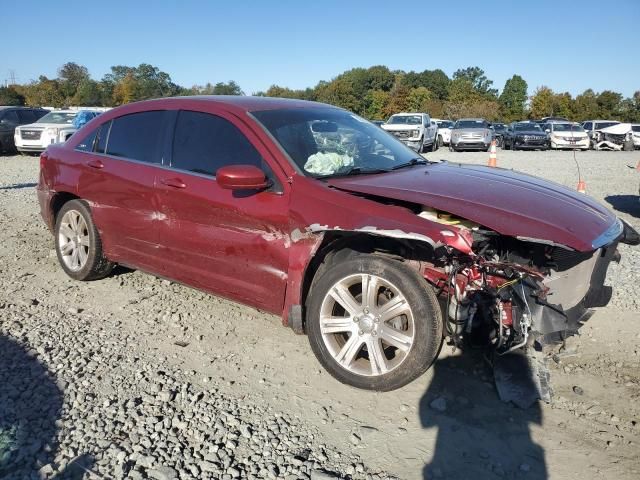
[
  {"x1": 437, "y1": 135, "x2": 444, "y2": 148},
  {"x1": 306, "y1": 254, "x2": 443, "y2": 391},
  {"x1": 55, "y1": 199, "x2": 114, "y2": 281}
]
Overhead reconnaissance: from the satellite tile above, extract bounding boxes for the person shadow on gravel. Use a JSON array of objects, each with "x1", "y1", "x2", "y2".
[
  {"x1": 0, "y1": 334, "x2": 65, "y2": 478},
  {"x1": 419, "y1": 352, "x2": 547, "y2": 479}
]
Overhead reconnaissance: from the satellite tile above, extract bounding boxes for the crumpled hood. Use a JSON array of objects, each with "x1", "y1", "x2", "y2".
[{"x1": 329, "y1": 162, "x2": 618, "y2": 252}]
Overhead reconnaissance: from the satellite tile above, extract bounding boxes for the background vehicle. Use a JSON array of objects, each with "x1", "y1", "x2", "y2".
[
  {"x1": 0, "y1": 106, "x2": 48, "y2": 153},
  {"x1": 371, "y1": 120, "x2": 385, "y2": 127},
  {"x1": 434, "y1": 119, "x2": 454, "y2": 147},
  {"x1": 449, "y1": 118, "x2": 492, "y2": 151},
  {"x1": 489, "y1": 122, "x2": 507, "y2": 147},
  {"x1": 38, "y1": 96, "x2": 638, "y2": 393},
  {"x1": 15, "y1": 109, "x2": 103, "y2": 153},
  {"x1": 581, "y1": 120, "x2": 620, "y2": 148},
  {"x1": 591, "y1": 123, "x2": 635, "y2": 151},
  {"x1": 632, "y1": 124, "x2": 640, "y2": 149},
  {"x1": 544, "y1": 122, "x2": 589, "y2": 150},
  {"x1": 381, "y1": 113, "x2": 437, "y2": 152},
  {"x1": 503, "y1": 121, "x2": 548, "y2": 150}
]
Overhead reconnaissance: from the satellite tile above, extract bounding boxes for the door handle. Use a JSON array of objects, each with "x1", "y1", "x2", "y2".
[
  {"x1": 160, "y1": 178, "x2": 186, "y2": 189},
  {"x1": 87, "y1": 159, "x2": 104, "y2": 169}
]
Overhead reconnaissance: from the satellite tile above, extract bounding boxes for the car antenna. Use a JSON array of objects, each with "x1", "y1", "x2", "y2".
[{"x1": 573, "y1": 145, "x2": 585, "y2": 193}]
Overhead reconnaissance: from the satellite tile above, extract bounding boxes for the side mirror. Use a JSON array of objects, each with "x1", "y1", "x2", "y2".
[
  {"x1": 545, "y1": 129, "x2": 550, "y2": 133},
  {"x1": 216, "y1": 165, "x2": 270, "y2": 191}
]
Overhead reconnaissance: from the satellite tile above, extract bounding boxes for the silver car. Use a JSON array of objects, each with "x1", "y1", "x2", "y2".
[{"x1": 450, "y1": 118, "x2": 493, "y2": 152}]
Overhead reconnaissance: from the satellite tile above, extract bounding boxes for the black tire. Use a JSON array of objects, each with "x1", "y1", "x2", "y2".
[
  {"x1": 437, "y1": 135, "x2": 443, "y2": 148},
  {"x1": 54, "y1": 199, "x2": 114, "y2": 281},
  {"x1": 306, "y1": 253, "x2": 443, "y2": 391}
]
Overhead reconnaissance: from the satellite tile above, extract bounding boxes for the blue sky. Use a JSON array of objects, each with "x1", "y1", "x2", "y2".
[{"x1": 3, "y1": 0, "x2": 639, "y2": 97}]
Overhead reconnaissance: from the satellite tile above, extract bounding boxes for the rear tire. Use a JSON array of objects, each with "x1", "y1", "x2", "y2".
[
  {"x1": 437, "y1": 135, "x2": 443, "y2": 148},
  {"x1": 306, "y1": 253, "x2": 443, "y2": 391},
  {"x1": 54, "y1": 199, "x2": 114, "y2": 281}
]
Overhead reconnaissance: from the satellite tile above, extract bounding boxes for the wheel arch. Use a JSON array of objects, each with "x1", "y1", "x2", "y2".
[
  {"x1": 50, "y1": 191, "x2": 82, "y2": 222},
  {"x1": 294, "y1": 230, "x2": 437, "y2": 333}
]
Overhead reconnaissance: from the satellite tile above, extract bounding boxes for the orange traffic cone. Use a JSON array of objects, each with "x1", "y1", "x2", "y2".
[
  {"x1": 577, "y1": 179, "x2": 586, "y2": 193},
  {"x1": 488, "y1": 140, "x2": 497, "y2": 167}
]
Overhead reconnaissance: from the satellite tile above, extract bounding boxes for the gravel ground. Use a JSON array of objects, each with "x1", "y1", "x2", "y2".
[{"x1": 0, "y1": 150, "x2": 639, "y2": 480}]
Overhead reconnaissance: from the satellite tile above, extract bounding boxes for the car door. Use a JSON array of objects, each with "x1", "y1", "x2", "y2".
[
  {"x1": 0, "y1": 110, "x2": 19, "y2": 149},
  {"x1": 155, "y1": 108, "x2": 290, "y2": 314},
  {"x1": 75, "y1": 111, "x2": 169, "y2": 271}
]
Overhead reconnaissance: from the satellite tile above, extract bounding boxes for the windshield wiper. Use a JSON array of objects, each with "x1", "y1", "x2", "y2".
[
  {"x1": 390, "y1": 157, "x2": 429, "y2": 170},
  {"x1": 314, "y1": 166, "x2": 391, "y2": 179}
]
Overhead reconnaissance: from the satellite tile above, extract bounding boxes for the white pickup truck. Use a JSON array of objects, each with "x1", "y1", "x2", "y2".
[{"x1": 382, "y1": 113, "x2": 438, "y2": 152}]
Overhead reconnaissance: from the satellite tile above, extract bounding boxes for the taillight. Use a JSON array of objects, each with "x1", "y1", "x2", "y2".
[{"x1": 40, "y1": 152, "x2": 48, "y2": 170}]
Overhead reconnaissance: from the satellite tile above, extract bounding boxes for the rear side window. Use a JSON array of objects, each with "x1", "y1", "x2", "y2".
[
  {"x1": 2, "y1": 111, "x2": 19, "y2": 124},
  {"x1": 171, "y1": 110, "x2": 263, "y2": 176},
  {"x1": 106, "y1": 111, "x2": 165, "y2": 163},
  {"x1": 583, "y1": 122, "x2": 592, "y2": 130},
  {"x1": 17, "y1": 110, "x2": 36, "y2": 124},
  {"x1": 76, "y1": 128, "x2": 98, "y2": 152}
]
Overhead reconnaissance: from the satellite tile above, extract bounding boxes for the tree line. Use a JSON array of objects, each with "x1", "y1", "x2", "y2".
[{"x1": 1, "y1": 62, "x2": 638, "y2": 123}]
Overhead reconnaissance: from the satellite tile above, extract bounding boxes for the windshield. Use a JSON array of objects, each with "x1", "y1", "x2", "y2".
[
  {"x1": 437, "y1": 121, "x2": 454, "y2": 128},
  {"x1": 253, "y1": 108, "x2": 424, "y2": 178},
  {"x1": 492, "y1": 123, "x2": 506, "y2": 131},
  {"x1": 454, "y1": 120, "x2": 487, "y2": 129},
  {"x1": 632, "y1": 125, "x2": 640, "y2": 132},
  {"x1": 514, "y1": 123, "x2": 543, "y2": 132},
  {"x1": 595, "y1": 122, "x2": 619, "y2": 129},
  {"x1": 388, "y1": 115, "x2": 422, "y2": 125},
  {"x1": 552, "y1": 123, "x2": 585, "y2": 133},
  {"x1": 37, "y1": 112, "x2": 77, "y2": 124}
]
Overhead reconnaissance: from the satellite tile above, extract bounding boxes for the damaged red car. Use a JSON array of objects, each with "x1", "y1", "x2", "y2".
[{"x1": 37, "y1": 97, "x2": 639, "y2": 391}]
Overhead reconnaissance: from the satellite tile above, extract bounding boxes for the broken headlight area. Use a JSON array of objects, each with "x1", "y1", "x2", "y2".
[{"x1": 421, "y1": 226, "x2": 620, "y2": 354}]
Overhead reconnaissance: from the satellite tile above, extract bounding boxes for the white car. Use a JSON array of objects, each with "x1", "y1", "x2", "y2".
[
  {"x1": 381, "y1": 113, "x2": 438, "y2": 152},
  {"x1": 545, "y1": 122, "x2": 590, "y2": 150},
  {"x1": 581, "y1": 119, "x2": 620, "y2": 149},
  {"x1": 632, "y1": 124, "x2": 640, "y2": 149},
  {"x1": 433, "y1": 119, "x2": 454, "y2": 147},
  {"x1": 14, "y1": 110, "x2": 101, "y2": 154}
]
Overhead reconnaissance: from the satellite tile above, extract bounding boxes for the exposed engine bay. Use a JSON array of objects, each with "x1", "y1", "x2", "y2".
[{"x1": 418, "y1": 206, "x2": 623, "y2": 353}]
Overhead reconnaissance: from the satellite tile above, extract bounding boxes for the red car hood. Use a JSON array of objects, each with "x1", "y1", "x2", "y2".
[{"x1": 328, "y1": 162, "x2": 617, "y2": 252}]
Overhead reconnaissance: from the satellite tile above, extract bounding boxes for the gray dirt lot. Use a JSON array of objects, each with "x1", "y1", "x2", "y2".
[{"x1": 0, "y1": 149, "x2": 639, "y2": 480}]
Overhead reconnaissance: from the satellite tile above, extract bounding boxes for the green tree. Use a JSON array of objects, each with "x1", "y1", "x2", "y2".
[
  {"x1": 364, "y1": 90, "x2": 391, "y2": 119},
  {"x1": 573, "y1": 89, "x2": 600, "y2": 120},
  {"x1": 314, "y1": 78, "x2": 359, "y2": 112},
  {"x1": 453, "y1": 66, "x2": 497, "y2": 98},
  {"x1": 103, "y1": 64, "x2": 179, "y2": 104},
  {"x1": 596, "y1": 90, "x2": 623, "y2": 119},
  {"x1": 0, "y1": 86, "x2": 25, "y2": 106},
  {"x1": 499, "y1": 75, "x2": 528, "y2": 121},
  {"x1": 211, "y1": 81, "x2": 244, "y2": 95},
  {"x1": 401, "y1": 69, "x2": 451, "y2": 100},
  {"x1": 553, "y1": 92, "x2": 575, "y2": 119},
  {"x1": 529, "y1": 86, "x2": 555, "y2": 118},
  {"x1": 407, "y1": 87, "x2": 432, "y2": 112},
  {"x1": 58, "y1": 62, "x2": 90, "y2": 101},
  {"x1": 72, "y1": 79, "x2": 102, "y2": 106},
  {"x1": 22, "y1": 76, "x2": 65, "y2": 107}
]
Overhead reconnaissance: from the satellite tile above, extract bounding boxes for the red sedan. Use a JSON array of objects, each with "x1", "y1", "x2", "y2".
[{"x1": 37, "y1": 96, "x2": 639, "y2": 391}]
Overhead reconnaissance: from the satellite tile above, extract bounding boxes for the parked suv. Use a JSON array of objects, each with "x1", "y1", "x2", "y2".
[
  {"x1": 381, "y1": 113, "x2": 437, "y2": 152},
  {"x1": 433, "y1": 119, "x2": 454, "y2": 147},
  {"x1": 38, "y1": 96, "x2": 638, "y2": 392},
  {"x1": 503, "y1": 121, "x2": 548, "y2": 150},
  {"x1": 0, "y1": 106, "x2": 48, "y2": 153},
  {"x1": 15, "y1": 109, "x2": 103, "y2": 154},
  {"x1": 449, "y1": 118, "x2": 492, "y2": 151}
]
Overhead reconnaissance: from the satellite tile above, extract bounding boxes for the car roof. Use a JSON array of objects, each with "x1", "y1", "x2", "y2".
[
  {"x1": 583, "y1": 119, "x2": 620, "y2": 123},
  {"x1": 0, "y1": 105, "x2": 45, "y2": 110},
  {"x1": 457, "y1": 118, "x2": 486, "y2": 121},
  {"x1": 391, "y1": 112, "x2": 425, "y2": 116},
  {"x1": 135, "y1": 95, "x2": 332, "y2": 113}
]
